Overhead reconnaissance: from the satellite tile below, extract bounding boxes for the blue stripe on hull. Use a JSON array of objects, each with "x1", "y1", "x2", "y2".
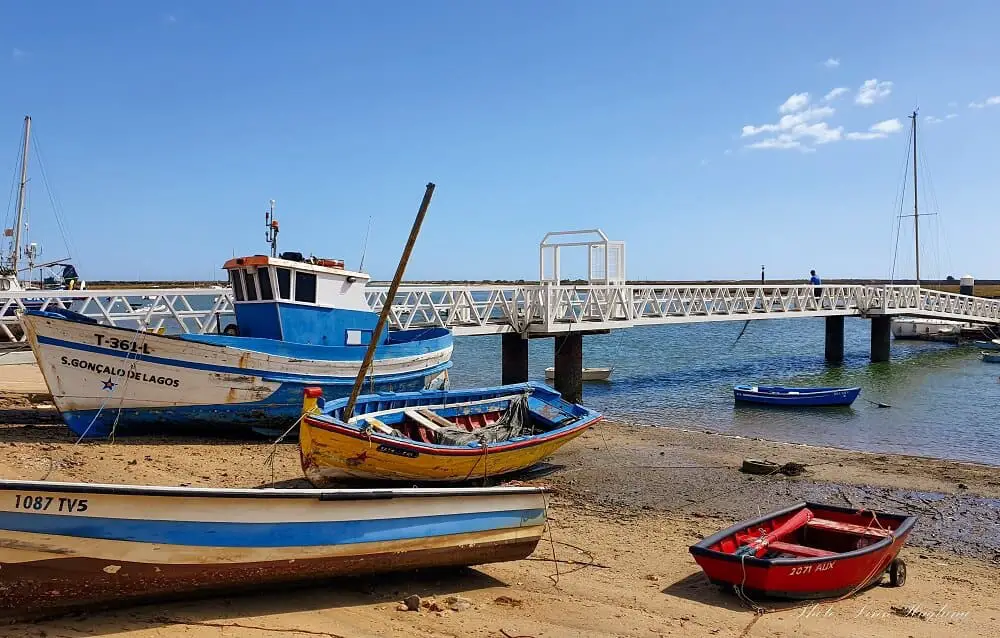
[
  {"x1": 63, "y1": 371, "x2": 447, "y2": 439},
  {"x1": 0, "y1": 508, "x2": 546, "y2": 547},
  {"x1": 38, "y1": 335, "x2": 451, "y2": 385}
]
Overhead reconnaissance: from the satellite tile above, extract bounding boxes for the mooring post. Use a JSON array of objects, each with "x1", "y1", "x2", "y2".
[
  {"x1": 825, "y1": 316, "x2": 845, "y2": 364},
  {"x1": 553, "y1": 333, "x2": 584, "y2": 403},
  {"x1": 870, "y1": 316, "x2": 891, "y2": 363},
  {"x1": 501, "y1": 332, "x2": 529, "y2": 384}
]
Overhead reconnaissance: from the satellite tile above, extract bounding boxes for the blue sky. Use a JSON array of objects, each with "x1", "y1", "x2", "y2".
[{"x1": 2, "y1": 1, "x2": 999, "y2": 282}]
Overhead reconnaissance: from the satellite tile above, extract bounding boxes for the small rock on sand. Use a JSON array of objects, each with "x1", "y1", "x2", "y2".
[
  {"x1": 445, "y1": 595, "x2": 473, "y2": 612},
  {"x1": 402, "y1": 594, "x2": 421, "y2": 611}
]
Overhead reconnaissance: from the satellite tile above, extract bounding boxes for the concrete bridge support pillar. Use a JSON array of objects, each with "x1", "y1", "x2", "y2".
[
  {"x1": 870, "y1": 317, "x2": 891, "y2": 363},
  {"x1": 554, "y1": 334, "x2": 584, "y2": 404},
  {"x1": 825, "y1": 316, "x2": 844, "y2": 364},
  {"x1": 501, "y1": 332, "x2": 529, "y2": 384}
]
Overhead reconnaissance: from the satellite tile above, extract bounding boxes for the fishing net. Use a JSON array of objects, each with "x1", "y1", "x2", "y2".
[{"x1": 435, "y1": 394, "x2": 532, "y2": 446}]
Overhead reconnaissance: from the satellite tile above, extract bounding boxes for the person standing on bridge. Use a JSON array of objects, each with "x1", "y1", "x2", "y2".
[{"x1": 810, "y1": 270, "x2": 822, "y2": 299}]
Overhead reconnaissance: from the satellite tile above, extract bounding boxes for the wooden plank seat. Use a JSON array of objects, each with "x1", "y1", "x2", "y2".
[
  {"x1": 807, "y1": 517, "x2": 894, "y2": 538},
  {"x1": 403, "y1": 409, "x2": 446, "y2": 433},
  {"x1": 767, "y1": 540, "x2": 837, "y2": 558}
]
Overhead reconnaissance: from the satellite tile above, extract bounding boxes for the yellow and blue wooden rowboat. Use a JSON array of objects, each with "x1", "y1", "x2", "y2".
[
  {"x1": 300, "y1": 382, "x2": 602, "y2": 485},
  {"x1": 0, "y1": 479, "x2": 547, "y2": 621}
]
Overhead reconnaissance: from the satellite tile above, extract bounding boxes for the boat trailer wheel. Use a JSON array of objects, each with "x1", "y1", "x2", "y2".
[
  {"x1": 888, "y1": 558, "x2": 906, "y2": 587},
  {"x1": 223, "y1": 324, "x2": 239, "y2": 336}
]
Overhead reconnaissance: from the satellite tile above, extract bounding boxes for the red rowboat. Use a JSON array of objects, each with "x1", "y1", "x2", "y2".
[{"x1": 689, "y1": 502, "x2": 916, "y2": 600}]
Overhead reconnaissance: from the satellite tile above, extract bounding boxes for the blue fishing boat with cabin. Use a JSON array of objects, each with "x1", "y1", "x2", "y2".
[
  {"x1": 733, "y1": 385, "x2": 861, "y2": 407},
  {"x1": 0, "y1": 478, "x2": 547, "y2": 620},
  {"x1": 20, "y1": 202, "x2": 453, "y2": 439}
]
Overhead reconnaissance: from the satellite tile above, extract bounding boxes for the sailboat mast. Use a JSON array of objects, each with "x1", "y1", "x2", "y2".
[
  {"x1": 11, "y1": 115, "x2": 30, "y2": 275},
  {"x1": 910, "y1": 110, "x2": 919, "y2": 286}
]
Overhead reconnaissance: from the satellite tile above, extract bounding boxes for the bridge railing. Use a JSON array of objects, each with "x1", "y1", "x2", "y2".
[
  {"x1": 2, "y1": 283, "x2": 998, "y2": 342},
  {"x1": 867, "y1": 285, "x2": 1000, "y2": 322},
  {"x1": 0, "y1": 288, "x2": 234, "y2": 341},
  {"x1": 365, "y1": 284, "x2": 873, "y2": 334}
]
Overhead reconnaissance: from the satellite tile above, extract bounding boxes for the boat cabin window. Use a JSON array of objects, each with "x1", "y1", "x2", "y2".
[
  {"x1": 276, "y1": 267, "x2": 291, "y2": 300},
  {"x1": 258, "y1": 267, "x2": 274, "y2": 301},
  {"x1": 345, "y1": 329, "x2": 373, "y2": 346},
  {"x1": 295, "y1": 272, "x2": 317, "y2": 303},
  {"x1": 243, "y1": 270, "x2": 258, "y2": 301},
  {"x1": 230, "y1": 270, "x2": 245, "y2": 301}
]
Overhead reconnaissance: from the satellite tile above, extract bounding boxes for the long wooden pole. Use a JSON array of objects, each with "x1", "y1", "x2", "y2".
[{"x1": 342, "y1": 182, "x2": 436, "y2": 421}]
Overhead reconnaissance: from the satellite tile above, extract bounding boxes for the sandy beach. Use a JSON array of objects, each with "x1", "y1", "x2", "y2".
[{"x1": 1, "y1": 390, "x2": 998, "y2": 637}]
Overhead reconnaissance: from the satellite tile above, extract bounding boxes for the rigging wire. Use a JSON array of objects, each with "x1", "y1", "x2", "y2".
[
  {"x1": 3, "y1": 125, "x2": 28, "y2": 262},
  {"x1": 888, "y1": 127, "x2": 913, "y2": 282},
  {"x1": 916, "y1": 139, "x2": 954, "y2": 279},
  {"x1": 31, "y1": 133, "x2": 79, "y2": 269}
]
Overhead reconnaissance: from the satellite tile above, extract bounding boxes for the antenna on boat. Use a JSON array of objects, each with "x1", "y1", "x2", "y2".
[
  {"x1": 342, "y1": 183, "x2": 436, "y2": 421},
  {"x1": 264, "y1": 199, "x2": 278, "y2": 258},
  {"x1": 358, "y1": 215, "x2": 373, "y2": 271}
]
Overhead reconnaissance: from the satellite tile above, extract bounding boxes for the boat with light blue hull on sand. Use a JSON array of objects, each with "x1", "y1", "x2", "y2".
[
  {"x1": 21, "y1": 208, "x2": 453, "y2": 439},
  {"x1": 0, "y1": 478, "x2": 547, "y2": 621},
  {"x1": 734, "y1": 385, "x2": 862, "y2": 407}
]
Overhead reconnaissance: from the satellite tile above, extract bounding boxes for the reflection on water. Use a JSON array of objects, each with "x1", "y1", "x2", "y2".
[{"x1": 449, "y1": 318, "x2": 1000, "y2": 465}]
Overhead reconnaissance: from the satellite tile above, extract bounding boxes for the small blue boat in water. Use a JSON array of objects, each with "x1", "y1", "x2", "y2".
[{"x1": 733, "y1": 385, "x2": 861, "y2": 407}]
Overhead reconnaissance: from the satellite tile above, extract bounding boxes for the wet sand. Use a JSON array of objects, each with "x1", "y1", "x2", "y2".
[{"x1": 1, "y1": 395, "x2": 999, "y2": 637}]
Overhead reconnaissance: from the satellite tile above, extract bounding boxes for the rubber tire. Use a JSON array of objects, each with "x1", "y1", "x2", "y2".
[
  {"x1": 889, "y1": 558, "x2": 906, "y2": 587},
  {"x1": 222, "y1": 324, "x2": 239, "y2": 336}
]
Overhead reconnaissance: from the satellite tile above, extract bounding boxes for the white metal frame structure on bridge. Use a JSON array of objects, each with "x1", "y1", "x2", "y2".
[{"x1": 1, "y1": 283, "x2": 999, "y2": 341}]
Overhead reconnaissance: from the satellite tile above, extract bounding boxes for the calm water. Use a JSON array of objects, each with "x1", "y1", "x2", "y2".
[{"x1": 449, "y1": 318, "x2": 1000, "y2": 466}]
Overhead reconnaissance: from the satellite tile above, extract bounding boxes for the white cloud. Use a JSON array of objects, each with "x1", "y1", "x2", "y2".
[
  {"x1": 11, "y1": 48, "x2": 25, "y2": 59},
  {"x1": 823, "y1": 58, "x2": 840, "y2": 68},
  {"x1": 778, "y1": 93, "x2": 810, "y2": 114},
  {"x1": 871, "y1": 119, "x2": 902, "y2": 134},
  {"x1": 723, "y1": 149, "x2": 733, "y2": 156},
  {"x1": 795, "y1": 122, "x2": 843, "y2": 144},
  {"x1": 969, "y1": 96, "x2": 1000, "y2": 109},
  {"x1": 948, "y1": 101, "x2": 958, "y2": 108},
  {"x1": 823, "y1": 87, "x2": 849, "y2": 102},
  {"x1": 747, "y1": 135, "x2": 808, "y2": 151},
  {"x1": 846, "y1": 118, "x2": 903, "y2": 140},
  {"x1": 163, "y1": 14, "x2": 178, "y2": 24},
  {"x1": 742, "y1": 105, "x2": 835, "y2": 137},
  {"x1": 924, "y1": 116, "x2": 943, "y2": 124},
  {"x1": 742, "y1": 91, "x2": 846, "y2": 151},
  {"x1": 855, "y1": 79, "x2": 893, "y2": 106},
  {"x1": 945, "y1": 113, "x2": 958, "y2": 119},
  {"x1": 700, "y1": 158, "x2": 710, "y2": 167}
]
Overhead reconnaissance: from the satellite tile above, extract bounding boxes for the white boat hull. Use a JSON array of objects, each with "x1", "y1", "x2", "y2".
[
  {"x1": 544, "y1": 366, "x2": 612, "y2": 381},
  {"x1": 890, "y1": 317, "x2": 963, "y2": 341},
  {"x1": 21, "y1": 312, "x2": 452, "y2": 438}
]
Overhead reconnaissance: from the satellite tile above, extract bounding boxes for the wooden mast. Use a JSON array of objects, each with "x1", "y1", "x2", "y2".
[{"x1": 342, "y1": 183, "x2": 436, "y2": 422}]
